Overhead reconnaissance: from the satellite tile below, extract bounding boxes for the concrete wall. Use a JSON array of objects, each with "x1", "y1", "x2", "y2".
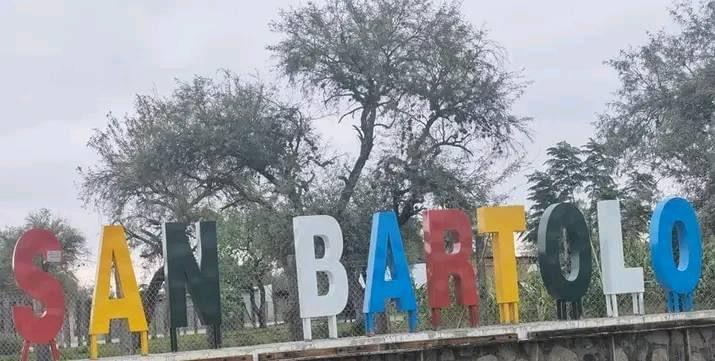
[
  {"x1": 396, "y1": 328, "x2": 713, "y2": 361},
  {"x1": 84, "y1": 310, "x2": 715, "y2": 361}
]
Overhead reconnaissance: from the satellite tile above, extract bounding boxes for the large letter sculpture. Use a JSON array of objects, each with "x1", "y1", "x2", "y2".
[
  {"x1": 477, "y1": 206, "x2": 525, "y2": 323},
  {"x1": 12, "y1": 229, "x2": 64, "y2": 361},
  {"x1": 538, "y1": 203, "x2": 592, "y2": 320},
  {"x1": 363, "y1": 212, "x2": 417, "y2": 334},
  {"x1": 597, "y1": 200, "x2": 645, "y2": 316},
  {"x1": 293, "y1": 215, "x2": 349, "y2": 340},
  {"x1": 89, "y1": 226, "x2": 148, "y2": 359},
  {"x1": 423, "y1": 209, "x2": 479, "y2": 329},
  {"x1": 650, "y1": 197, "x2": 703, "y2": 312},
  {"x1": 163, "y1": 222, "x2": 221, "y2": 351}
]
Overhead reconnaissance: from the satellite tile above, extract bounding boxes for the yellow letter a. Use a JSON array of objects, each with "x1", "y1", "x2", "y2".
[{"x1": 89, "y1": 225, "x2": 149, "y2": 359}]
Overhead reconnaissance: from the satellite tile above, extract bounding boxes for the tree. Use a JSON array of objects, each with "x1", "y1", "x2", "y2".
[
  {"x1": 619, "y1": 171, "x2": 658, "y2": 242},
  {"x1": 0, "y1": 209, "x2": 88, "y2": 294},
  {"x1": 82, "y1": 0, "x2": 529, "y2": 342},
  {"x1": 270, "y1": 0, "x2": 527, "y2": 223},
  {"x1": 79, "y1": 72, "x2": 323, "y2": 337},
  {"x1": 598, "y1": 0, "x2": 715, "y2": 233},
  {"x1": 526, "y1": 171, "x2": 558, "y2": 241},
  {"x1": 218, "y1": 207, "x2": 278, "y2": 329},
  {"x1": 0, "y1": 209, "x2": 88, "y2": 361},
  {"x1": 544, "y1": 141, "x2": 585, "y2": 202},
  {"x1": 582, "y1": 139, "x2": 619, "y2": 223},
  {"x1": 270, "y1": 0, "x2": 528, "y2": 326},
  {"x1": 526, "y1": 141, "x2": 585, "y2": 240},
  {"x1": 523, "y1": 139, "x2": 661, "y2": 320}
]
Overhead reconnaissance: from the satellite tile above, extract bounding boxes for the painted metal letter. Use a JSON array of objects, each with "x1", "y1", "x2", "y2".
[
  {"x1": 597, "y1": 200, "x2": 644, "y2": 316},
  {"x1": 650, "y1": 196, "x2": 703, "y2": 312},
  {"x1": 12, "y1": 229, "x2": 64, "y2": 361},
  {"x1": 163, "y1": 221, "x2": 221, "y2": 351},
  {"x1": 89, "y1": 226, "x2": 148, "y2": 359},
  {"x1": 423, "y1": 209, "x2": 479, "y2": 329},
  {"x1": 293, "y1": 215, "x2": 349, "y2": 340},
  {"x1": 537, "y1": 203, "x2": 592, "y2": 320},
  {"x1": 363, "y1": 212, "x2": 417, "y2": 334},
  {"x1": 476, "y1": 206, "x2": 525, "y2": 323}
]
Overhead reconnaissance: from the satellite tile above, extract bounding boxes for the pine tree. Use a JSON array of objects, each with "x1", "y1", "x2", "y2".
[
  {"x1": 545, "y1": 141, "x2": 586, "y2": 202},
  {"x1": 526, "y1": 141, "x2": 585, "y2": 241},
  {"x1": 620, "y1": 171, "x2": 657, "y2": 243},
  {"x1": 582, "y1": 138, "x2": 619, "y2": 227},
  {"x1": 526, "y1": 170, "x2": 559, "y2": 241}
]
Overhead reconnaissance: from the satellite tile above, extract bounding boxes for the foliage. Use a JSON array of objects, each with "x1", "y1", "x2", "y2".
[
  {"x1": 270, "y1": 0, "x2": 528, "y2": 227},
  {"x1": 218, "y1": 207, "x2": 280, "y2": 328},
  {"x1": 598, "y1": 0, "x2": 715, "y2": 233},
  {"x1": 521, "y1": 138, "x2": 660, "y2": 319},
  {"x1": 582, "y1": 139, "x2": 619, "y2": 224},
  {"x1": 620, "y1": 172, "x2": 658, "y2": 242},
  {"x1": 0, "y1": 335, "x2": 20, "y2": 356},
  {"x1": 79, "y1": 72, "x2": 323, "y2": 326},
  {"x1": 80, "y1": 72, "x2": 320, "y2": 262},
  {"x1": 526, "y1": 139, "x2": 657, "y2": 239},
  {"x1": 80, "y1": 0, "x2": 528, "y2": 340},
  {"x1": 526, "y1": 141, "x2": 585, "y2": 240},
  {"x1": 519, "y1": 268, "x2": 556, "y2": 322},
  {"x1": 269, "y1": 1, "x2": 528, "y2": 331},
  {"x1": 0, "y1": 209, "x2": 88, "y2": 296},
  {"x1": 695, "y1": 238, "x2": 715, "y2": 308},
  {"x1": 525, "y1": 171, "x2": 557, "y2": 241},
  {"x1": 545, "y1": 141, "x2": 586, "y2": 202}
]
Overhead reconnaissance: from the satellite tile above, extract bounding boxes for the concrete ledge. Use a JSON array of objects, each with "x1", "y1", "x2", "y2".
[
  {"x1": 83, "y1": 310, "x2": 715, "y2": 361},
  {"x1": 258, "y1": 333, "x2": 518, "y2": 360}
]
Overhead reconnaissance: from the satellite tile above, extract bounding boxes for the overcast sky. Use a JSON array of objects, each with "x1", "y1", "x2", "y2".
[{"x1": 0, "y1": 0, "x2": 675, "y2": 284}]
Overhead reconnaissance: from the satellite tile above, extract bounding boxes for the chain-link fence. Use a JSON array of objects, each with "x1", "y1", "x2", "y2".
[{"x1": 0, "y1": 238, "x2": 713, "y2": 360}]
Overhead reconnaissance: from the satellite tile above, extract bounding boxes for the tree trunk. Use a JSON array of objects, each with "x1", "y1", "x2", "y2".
[
  {"x1": 237, "y1": 300, "x2": 246, "y2": 328},
  {"x1": 258, "y1": 281, "x2": 267, "y2": 328},
  {"x1": 248, "y1": 287, "x2": 258, "y2": 328},
  {"x1": 192, "y1": 305, "x2": 198, "y2": 334},
  {"x1": 63, "y1": 305, "x2": 71, "y2": 348},
  {"x1": 131, "y1": 266, "x2": 165, "y2": 352},
  {"x1": 335, "y1": 107, "x2": 377, "y2": 220},
  {"x1": 241, "y1": 302, "x2": 251, "y2": 328},
  {"x1": 74, "y1": 300, "x2": 83, "y2": 346},
  {"x1": 142, "y1": 266, "x2": 165, "y2": 324},
  {"x1": 272, "y1": 290, "x2": 279, "y2": 325},
  {"x1": 284, "y1": 255, "x2": 303, "y2": 340}
]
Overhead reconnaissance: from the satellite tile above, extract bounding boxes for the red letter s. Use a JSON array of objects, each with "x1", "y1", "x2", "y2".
[{"x1": 12, "y1": 229, "x2": 65, "y2": 343}]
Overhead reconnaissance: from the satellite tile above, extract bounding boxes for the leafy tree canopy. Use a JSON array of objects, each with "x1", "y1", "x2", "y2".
[
  {"x1": 598, "y1": 0, "x2": 715, "y2": 232},
  {"x1": 0, "y1": 209, "x2": 88, "y2": 296}
]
